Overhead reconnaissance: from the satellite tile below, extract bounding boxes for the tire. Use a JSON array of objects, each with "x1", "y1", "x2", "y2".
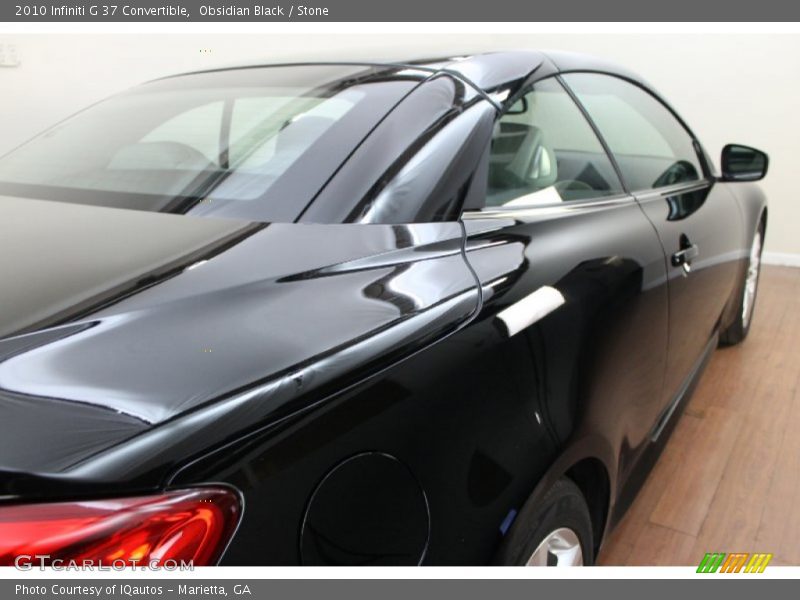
[
  {"x1": 495, "y1": 478, "x2": 593, "y2": 566},
  {"x1": 720, "y1": 224, "x2": 764, "y2": 346}
]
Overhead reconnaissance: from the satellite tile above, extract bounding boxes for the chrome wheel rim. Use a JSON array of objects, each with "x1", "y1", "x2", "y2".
[
  {"x1": 525, "y1": 527, "x2": 583, "y2": 566},
  {"x1": 742, "y1": 231, "x2": 762, "y2": 328}
]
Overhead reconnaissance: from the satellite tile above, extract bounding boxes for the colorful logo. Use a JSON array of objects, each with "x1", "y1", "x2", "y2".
[{"x1": 697, "y1": 552, "x2": 773, "y2": 573}]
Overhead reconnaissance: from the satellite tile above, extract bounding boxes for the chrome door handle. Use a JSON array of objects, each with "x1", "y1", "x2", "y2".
[{"x1": 672, "y1": 243, "x2": 699, "y2": 274}]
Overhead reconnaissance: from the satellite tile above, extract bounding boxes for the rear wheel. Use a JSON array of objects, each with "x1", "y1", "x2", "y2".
[
  {"x1": 495, "y1": 478, "x2": 593, "y2": 566},
  {"x1": 525, "y1": 526, "x2": 584, "y2": 566},
  {"x1": 721, "y1": 226, "x2": 763, "y2": 345}
]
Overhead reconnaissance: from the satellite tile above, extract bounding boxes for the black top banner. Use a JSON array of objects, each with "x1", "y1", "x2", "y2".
[{"x1": 3, "y1": 0, "x2": 800, "y2": 22}]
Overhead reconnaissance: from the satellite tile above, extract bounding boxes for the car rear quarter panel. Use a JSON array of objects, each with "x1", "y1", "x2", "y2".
[{"x1": 172, "y1": 197, "x2": 671, "y2": 566}]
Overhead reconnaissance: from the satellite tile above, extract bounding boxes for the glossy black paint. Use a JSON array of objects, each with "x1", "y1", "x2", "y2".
[
  {"x1": 300, "y1": 452, "x2": 430, "y2": 565},
  {"x1": 0, "y1": 51, "x2": 767, "y2": 565}
]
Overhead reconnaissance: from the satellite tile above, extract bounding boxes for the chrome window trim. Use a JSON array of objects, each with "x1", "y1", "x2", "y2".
[
  {"x1": 461, "y1": 193, "x2": 635, "y2": 220},
  {"x1": 632, "y1": 178, "x2": 714, "y2": 203}
]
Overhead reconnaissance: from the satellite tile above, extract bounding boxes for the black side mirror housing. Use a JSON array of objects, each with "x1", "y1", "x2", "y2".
[{"x1": 720, "y1": 144, "x2": 768, "y2": 182}]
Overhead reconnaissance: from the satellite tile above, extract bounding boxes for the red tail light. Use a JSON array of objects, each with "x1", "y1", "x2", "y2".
[{"x1": 0, "y1": 487, "x2": 241, "y2": 567}]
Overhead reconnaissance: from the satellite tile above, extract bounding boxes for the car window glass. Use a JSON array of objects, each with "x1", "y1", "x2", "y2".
[
  {"x1": 563, "y1": 73, "x2": 703, "y2": 191},
  {"x1": 206, "y1": 94, "x2": 358, "y2": 201},
  {"x1": 0, "y1": 64, "x2": 416, "y2": 222},
  {"x1": 228, "y1": 96, "x2": 354, "y2": 169},
  {"x1": 141, "y1": 101, "x2": 224, "y2": 164},
  {"x1": 486, "y1": 77, "x2": 624, "y2": 207}
]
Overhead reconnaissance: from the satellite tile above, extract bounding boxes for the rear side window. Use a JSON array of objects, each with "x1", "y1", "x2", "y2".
[
  {"x1": 563, "y1": 73, "x2": 703, "y2": 191},
  {"x1": 486, "y1": 77, "x2": 624, "y2": 207}
]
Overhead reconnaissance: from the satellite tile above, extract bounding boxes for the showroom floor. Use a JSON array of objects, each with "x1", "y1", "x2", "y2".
[{"x1": 597, "y1": 265, "x2": 800, "y2": 566}]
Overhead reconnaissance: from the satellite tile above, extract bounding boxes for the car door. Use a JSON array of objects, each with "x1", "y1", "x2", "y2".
[
  {"x1": 563, "y1": 73, "x2": 743, "y2": 422},
  {"x1": 460, "y1": 76, "x2": 670, "y2": 485}
]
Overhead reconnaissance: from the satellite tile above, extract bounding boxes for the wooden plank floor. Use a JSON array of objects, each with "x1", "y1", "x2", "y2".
[{"x1": 598, "y1": 265, "x2": 800, "y2": 566}]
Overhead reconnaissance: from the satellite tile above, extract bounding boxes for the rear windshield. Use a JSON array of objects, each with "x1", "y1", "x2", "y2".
[{"x1": 0, "y1": 65, "x2": 419, "y2": 222}]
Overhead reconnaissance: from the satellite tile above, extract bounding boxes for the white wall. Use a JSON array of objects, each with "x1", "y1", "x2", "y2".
[{"x1": 1, "y1": 33, "x2": 798, "y2": 259}]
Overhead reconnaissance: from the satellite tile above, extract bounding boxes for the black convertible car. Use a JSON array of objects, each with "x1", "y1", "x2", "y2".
[{"x1": 0, "y1": 51, "x2": 767, "y2": 567}]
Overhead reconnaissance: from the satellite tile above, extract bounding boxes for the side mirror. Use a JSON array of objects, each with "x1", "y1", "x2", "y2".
[
  {"x1": 506, "y1": 96, "x2": 529, "y2": 115},
  {"x1": 721, "y1": 144, "x2": 768, "y2": 182}
]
